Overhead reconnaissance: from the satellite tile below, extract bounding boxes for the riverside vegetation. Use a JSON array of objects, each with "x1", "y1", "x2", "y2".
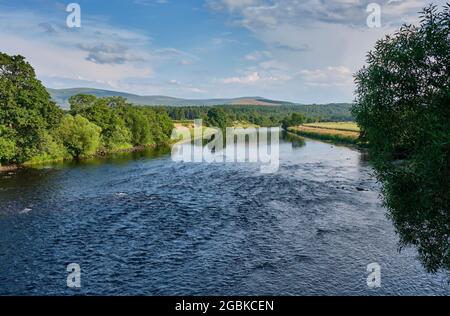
[
  {"x1": 0, "y1": 53, "x2": 351, "y2": 169},
  {"x1": 0, "y1": 53, "x2": 173, "y2": 167},
  {"x1": 352, "y1": 4, "x2": 450, "y2": 273}
]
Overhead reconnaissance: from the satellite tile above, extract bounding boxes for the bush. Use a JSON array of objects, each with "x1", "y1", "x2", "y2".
[
  {"x1": 25, "y1": 131, "x2": 68, "y2": 164},
  {"x1": 103, "y1": 125, "x2": 132, "y2": 151},
  {"x1": 57, "y1": 114, "x2": 102, "y2": 158},
  {"x1": 0, "y1": 136, "x2": 16, "y2": 164}
]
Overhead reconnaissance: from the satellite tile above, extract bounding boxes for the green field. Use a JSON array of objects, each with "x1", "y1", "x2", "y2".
[
  {"x1": 289, "y1": 122, "x2": 361, "y2": 145},
  {"x1": 304, "y1": 122, "x2": 360, "y2": 132}
]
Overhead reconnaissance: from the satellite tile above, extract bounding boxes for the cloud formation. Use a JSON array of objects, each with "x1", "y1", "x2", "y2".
[
  {"x1": 78, "y1": 43, "x2": 147, "y2": 65},
  {"x1": 0, "y1": 0, "x2": 446, "y2": 103}
]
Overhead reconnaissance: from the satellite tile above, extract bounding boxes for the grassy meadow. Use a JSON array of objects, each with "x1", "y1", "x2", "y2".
[{"x1": 289, "y1": 123, "x2": 361, "y2": 144}]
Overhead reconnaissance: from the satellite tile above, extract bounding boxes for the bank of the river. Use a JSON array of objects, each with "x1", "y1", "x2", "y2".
[
  {"x1": 1, "y1": 123, "x2": 221, "y2": 172},
  {"x1": 0, "y1": 144, "x2": 165, "y2": 173},
  {"x1": 288, "y1": 124, "x2": 361, "y2": 144},
  {"x1": 0, "y1": 164, "x2": 20, "y2": 172}
]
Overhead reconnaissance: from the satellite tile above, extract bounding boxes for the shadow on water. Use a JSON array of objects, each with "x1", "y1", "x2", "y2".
[
  {"x1": 283, "y1": 130, "x2": 449, "y2": 276},
  {"x1": 376, "y1": 167, "x2": 450, "y2": 275},
  {"x1": 31, "y1": 145, "x2": 172, "y2": 170},
  {"x1": 281, "y1": 131, "x2": 306, "y2": 148}
]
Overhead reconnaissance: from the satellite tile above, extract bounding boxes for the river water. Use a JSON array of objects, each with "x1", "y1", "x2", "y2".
[{"x1": 0, "y1": 133, "x2": 448, "y2": 295}]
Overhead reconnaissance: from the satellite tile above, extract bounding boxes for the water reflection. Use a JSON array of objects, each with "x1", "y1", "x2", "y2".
[
  {"x1": 378, "y1": 169, "x2": 450, "y2": 274},
  {"x1": 281, "y1": 131, "x2": 306, "y2": 148}
]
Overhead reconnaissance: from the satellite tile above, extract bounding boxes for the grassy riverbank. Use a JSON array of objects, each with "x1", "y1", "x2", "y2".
[
  {"x1": 288, "y1": 122, "x2": 360, "y2": 144},
  {"x1": 0, "y1": 143, "x2": 167, "y2": 172}
]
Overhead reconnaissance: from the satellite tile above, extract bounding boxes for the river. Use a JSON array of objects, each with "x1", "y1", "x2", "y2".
[{"x1": 0, "y1": 132, "x2": 448, "y2": 295}]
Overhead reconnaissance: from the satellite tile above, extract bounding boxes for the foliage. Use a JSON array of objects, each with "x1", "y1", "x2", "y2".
[
  {"x1": 103, "y1": 125, "x2": 132, "y2": 151},
  {"x1": 57, "y1": 114, "x2": 102, "y2": 158},
  {"x1": 165, "y1": 103, "x2": 353, "y2": 127},
  {"x1": 69, "y1": 94, "x2": 97, "y2": 113},
  {"x1": 0, "y1": 125, "x2": 16, "y2": 163},
  {"x1": 206, "y1": 108, "x2": 229, "y2": 129},
  {"x1": 0, "y1": 53, "x2": 174, "y2": 166},
  {"x1": 24, "y1": 131, "x2": 68, "y2": 164},
  {"x1": 352, "y1": 4, "x2": 450, "y2": 273},
  {"x1": 0, "y1": 53, "x2": 63, "y2": 163},
  {"x1": 70, "y1": 96, "x2": 133, "y2": 150},
  {"x1": 281, "y1": 113, "x2": 305, "y2": 129}
]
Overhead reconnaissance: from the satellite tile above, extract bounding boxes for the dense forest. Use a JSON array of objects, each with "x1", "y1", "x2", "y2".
[
  {"x1": 0, "y1": 53, "x2": 173, "y2": 166},
  {"x1": 352, "y1": 4, "x2": 449, "y2": 273},
  {"x1": 164, "y1": 103, "x2": 353, "y2": 127}
]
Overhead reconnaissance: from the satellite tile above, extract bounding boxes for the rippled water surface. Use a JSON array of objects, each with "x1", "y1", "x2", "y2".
[{"x1": 0, "y1": 134, "x2": 448, "y2": 295}]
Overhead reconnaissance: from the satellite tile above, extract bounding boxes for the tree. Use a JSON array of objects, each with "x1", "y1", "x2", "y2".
[
  {"x1": 124, "y1": 108, "x2": 153, "y2": 146},
  {"x1": 103, "y1": 125, "x2": 132, "y2": 151},
  {"x1": 57, "y1": 114, "x2": 102, "y2": 158},
  {"x1": 207, "y1": 108, "x2": 229, "y2": 129},
  {"x1": 0, "y1": 125, "x2": 16, "y2": 164},
  {"x1": 352, "y1": 4, "x2": 450, "y2": 273},
  {"x1": 69, "y1": 94, "x2": 97, "y2": 113},
  {"x1": 0, "y1": 53, "x2": 63, "y2": 163},
  {"x1": 282, "y1": 113, "x2": 305, "y2": 130}
]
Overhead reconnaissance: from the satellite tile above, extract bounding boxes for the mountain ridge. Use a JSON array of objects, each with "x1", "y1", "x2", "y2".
[{"x1": 47, "y1": 88, "x2": 298, "y2": 108}]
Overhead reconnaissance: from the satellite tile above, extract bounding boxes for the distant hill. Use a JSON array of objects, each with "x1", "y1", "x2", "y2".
[{"x1": 47, "y1": 88, "x2": 296, "y2": 109}]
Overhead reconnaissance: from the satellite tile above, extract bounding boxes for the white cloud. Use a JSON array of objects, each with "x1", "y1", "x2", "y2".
[
  {"x1": 208, "y1": 0, "x2": 441, "y2": 29},
  {"x1": 220, "y1": 70, "x2": 289, "y2": 85},
  {"x1": 0, "y1": 7, "x2": 200, "y2": 95},
  {"x1": 299, "y1": 66, "x2": 354, "y2": 87},
  {"x1": 207, "y1": 0, "x2": 447, "y2": 97}
]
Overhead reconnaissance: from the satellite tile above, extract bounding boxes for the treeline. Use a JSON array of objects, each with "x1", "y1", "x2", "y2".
[
  {"x1": 0, "y1": 53, "x2": 173, "y2": 166},
  {"x1": 165, "y1": 103, "x2": 353, "y2": 127},
  {"x1": 167, "y1": 106, "x2": 306, "y2": 131}
]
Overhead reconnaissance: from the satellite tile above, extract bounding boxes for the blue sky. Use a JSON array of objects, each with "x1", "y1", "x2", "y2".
[{"x1": 0, "y1": 0, "x2": 445, "y2": 103}]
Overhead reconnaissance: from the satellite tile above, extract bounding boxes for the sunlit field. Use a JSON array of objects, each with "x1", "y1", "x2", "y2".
[{"x1": 304, "y1": 122, "x2": 360, "y2": 132}]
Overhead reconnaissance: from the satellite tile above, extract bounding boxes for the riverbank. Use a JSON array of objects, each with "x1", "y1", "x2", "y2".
[
  {"x1": 0, "y1": 144, "x2": 165, "y2": 173},
  {"x1": 1, "y1": 123, "x2": 219, "y2": 172},
  {"x1": 288, "y1": 124, "x2": 360, "y2": 144},
  {"x1": 0, "y1": 164, "x2": 20, "y2": 172}
]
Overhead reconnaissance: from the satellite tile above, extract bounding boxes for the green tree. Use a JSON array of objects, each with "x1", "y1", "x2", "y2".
[
  {"x1": 0, "y1": 53, "x2": 63, "y2": 163},
  {"x1": 70, "y1": 95, "x2": 134, "y2": 151},
  {"x1": 26, "y1": 131, "x2": 68, "y2": 164},
  {"x1": 207, "y1": 108, "x2": 229, "y2": 129},
  {"x1": 69, "y1": 94, "x2": 97, "y2": 113},
  {"x1": 352, "y1": 4, "x2": 450, "y2": 273},
  {"x1": 0, "y1": 125, "x2": 16, "y2": 164},
  {"x1": 124, "y1": 108, "x2": 153, "y2": 146},
  {"x1": 282, "y1": 113, "x2": 305, "y2": 129},
  {"x1": 57, "y1": 114, "x2": 102, "y2": 158},
  {"x1": 103, "y1": 125, "x2": 132, "y2": 151}
]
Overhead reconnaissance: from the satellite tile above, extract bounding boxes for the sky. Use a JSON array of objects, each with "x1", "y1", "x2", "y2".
[{"x1": 0, "y1": 0, "x2": 446, "y2": 103}]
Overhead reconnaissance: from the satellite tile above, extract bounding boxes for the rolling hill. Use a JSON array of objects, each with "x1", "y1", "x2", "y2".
[{"x1": 47, "y1": 88, "x2": 296, "y2": 109}]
